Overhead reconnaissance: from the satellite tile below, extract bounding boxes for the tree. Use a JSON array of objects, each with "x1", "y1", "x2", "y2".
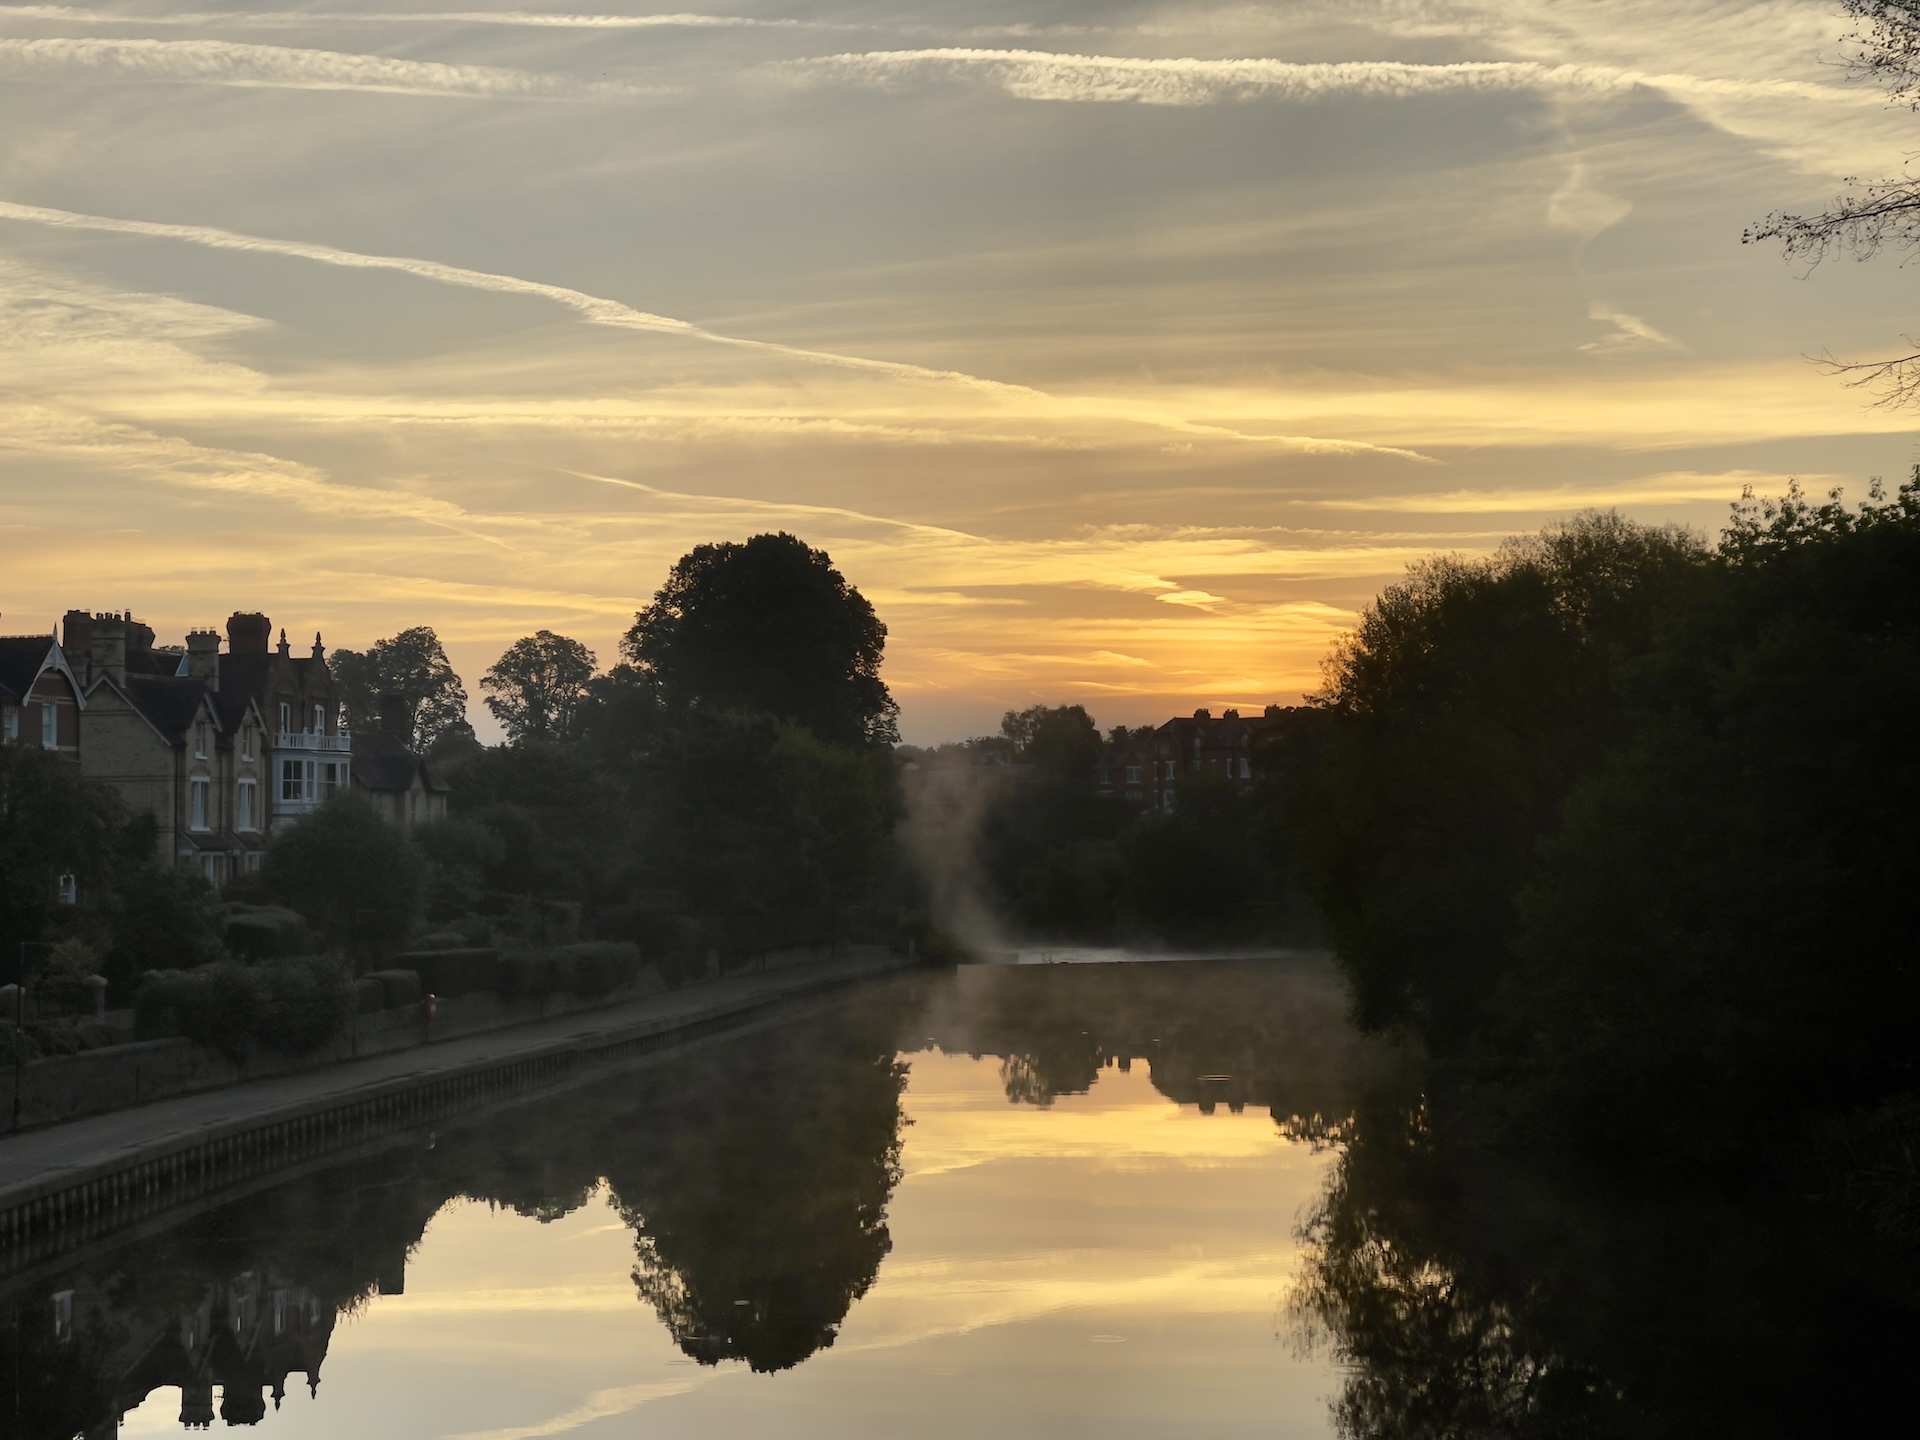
[
  {"x1": 624, "y1": 533, "x2": 898, "y2": 748},
  {"x1": 1000, "y1": 703, "x2": 1102, "y2": 779},
  {"x1": 329, "y1": 627, "x2": 472, "y2": 750},
  {"x1": 0, "y1": 745, "x2": 121, "y2": 968},
  {"x1": 260, "y1": 793, "x2": 421, "y2": 962},
  {"x1": 480, "y1": 631, "x2": 597, "y2": 744},
  {"x1": 1747, "y1": 2, "x2": 1920, "y2": 403}
]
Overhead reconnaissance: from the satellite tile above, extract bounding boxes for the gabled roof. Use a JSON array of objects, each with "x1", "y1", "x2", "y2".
[
  {"x1": 122, "y1": 675, "x2": 215, "y2": 741},
  {"x1": 350, "y1": 729, "x2": 452, "y2": 795},
  {"x1": 0, "y1": 635, "x2": 53, "y2": 704},
  {"x1": 0, "y1": 635, "x2": 82, "y2": 707}
]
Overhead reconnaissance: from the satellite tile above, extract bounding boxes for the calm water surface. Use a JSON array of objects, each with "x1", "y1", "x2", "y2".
[{"x1": 5, "y1": 960, "x2": 1910, "y2": 1437}]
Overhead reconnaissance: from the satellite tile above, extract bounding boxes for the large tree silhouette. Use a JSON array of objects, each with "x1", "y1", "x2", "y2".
[{"x1": 624, "y1": 533, "x2": 898, "y2": 748}]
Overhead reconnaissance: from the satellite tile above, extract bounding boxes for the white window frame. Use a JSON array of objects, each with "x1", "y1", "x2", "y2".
[
  {"x1": 3, "y1": 711, "x2": 15, "y2": 743},
  {"x1": 312, "y1": 702, "x2": 325, "y2": 734},
  {"x1": 56, "y1": 873, "x2": 77, "y2": 906},
  {"x1": 279, "y1": 701, "x2": 291, "y2": 735},
  {"x1": 241, "y1": 726, "x2": 253, "y2": 762},
  {"x1": 41, "y1": 703, "x2": 57, "y2": 748},
  {"x1": 281, "y1": 758, "x2": 308, "y2": 802},
  {"x1": 190, "y1": 776, "x2": 210, "y2": 831},
  {"x1": 237, "y1": 779, "x2": 256, "y2": 831},
  {"x1": 320, "y1": 760, "x2": 345, "y2": 798}
]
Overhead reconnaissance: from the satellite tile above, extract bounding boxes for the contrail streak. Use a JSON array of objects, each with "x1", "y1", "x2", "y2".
[
  {"x1": 0, "y1": 7, "x2": 797, "y2": 27},
  {"x1": 0, "y1": 198, "x2": 1429, "y2": 458},
  {"x1": 0, "y1": 36, "x2": 639, "y2": 97}
]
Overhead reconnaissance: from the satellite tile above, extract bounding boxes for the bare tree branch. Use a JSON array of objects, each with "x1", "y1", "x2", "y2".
[{"x1": 1746, "y1": 3, "x2": 1920, "y2": 404}]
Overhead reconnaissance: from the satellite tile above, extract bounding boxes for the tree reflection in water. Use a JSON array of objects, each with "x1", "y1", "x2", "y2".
[
  {"x1": 0, "y1": 983, "x2": 919, "y2": 1433},
  {"x1": 1291, "y1": 1087, "x2": 1920, "y2": 1438}
]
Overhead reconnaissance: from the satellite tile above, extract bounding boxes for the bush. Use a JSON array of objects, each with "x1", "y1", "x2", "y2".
[
  {"x1": 261, "y1": 794, "x2": 422, "y2": 959},
  {"x1": 398, "y1": 947, "x2": 501, "y2": 996},
  {"x1": 132, "y1": 958, "x2": 352, "y2": 1061},
  {"x1": 353, "y1": 975, "x2": 387, "y2": 1015},
  {"x1": 365, "y1": 969, "x2": 423, "y2": 1010},
  {"x1": 498, "y1": 952, "x2": 561, "y2": 1000},
  {"x1": 253, "y1": 958, "x2": 353, "y2": 1054},
  {"x1": 222, "y1": 905, "x2": 314, "y2": 961},
  {"x1": 552, "y1": 941, "x2": 642, "y2": 999}
]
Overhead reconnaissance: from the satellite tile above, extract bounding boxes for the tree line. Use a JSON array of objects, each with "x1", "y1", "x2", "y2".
[
  {"x1": 1275, "y1": 477, "x2": 1920, "y2": 1216},
  {"x1": 0, "y1": 532, "x2": 914, "y2": 1052}
]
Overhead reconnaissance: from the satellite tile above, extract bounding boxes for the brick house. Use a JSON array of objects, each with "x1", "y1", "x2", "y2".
[
  {"x1": 0, "y1": 630, "x2": 83, "y2": 757},
  {"x1": 1098, "y1": 705, "x2": 1298, "y2": 813}
]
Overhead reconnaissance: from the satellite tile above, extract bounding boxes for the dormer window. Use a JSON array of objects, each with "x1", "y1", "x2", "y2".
[
  {"x1": 193, "y1": 720, "x2": 207, "y2": 759},
  {"x1": 241, "y1": 726, "x2": 253, "y2": 762}
]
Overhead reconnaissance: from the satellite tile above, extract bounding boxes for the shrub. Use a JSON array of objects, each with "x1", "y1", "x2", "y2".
[
  {"x1": 353, "y1": 975, "x2": 387, "y2": 1015},
  {"x1": 132, "y1": 958, "x2": 352, "y2": 1061},
  {"x1": 552, "y1": 941, "x2": 642, "y2": 999},
  {"x1": 253, "y1": 957, "x2": 353, "y2": 1054},
  {"x1": 398, "y1": 947, "x2": 501, "y2": 996},
  {"x1": 498, "y1": 952, "x2": 561, "y2": 1001},
  {"x1": 223, "y1": 904, "x2": 314, "y2": 960},
  {"x1": 365, "y1": 969, "x2": 423, "y2": 1010}
]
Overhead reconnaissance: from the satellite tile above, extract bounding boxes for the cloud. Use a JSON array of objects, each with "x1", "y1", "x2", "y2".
[
  {"x1": 0, "y1": 7, "x2": 798, "y2": 28},
  {"x1": 1547, "y1": 163, "x2": 1631, "y2": 235},
  {"x1": 0, "y1": 200, "x2": 1429, "y2": 457},
  {"x1": 791, "y1": 49, "x2": 1573, "y2": 106},
  {"x1": 0, "y1": 36, "x2": 648, "y2": 98},
  {"x1": 442, "y1": 1378, "x2": 711, "y2": 1440},
  {"x1": 785, "y1": 47, "x2": 1883, "y2": 113},
  {"x1": 1580, "y1": 301, "x2": 1684, "y2": 355}
]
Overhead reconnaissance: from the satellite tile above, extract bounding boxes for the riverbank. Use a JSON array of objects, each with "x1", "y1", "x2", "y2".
[{"x1": 0, "y1": 948, "x2": 918, "y2": 1271}]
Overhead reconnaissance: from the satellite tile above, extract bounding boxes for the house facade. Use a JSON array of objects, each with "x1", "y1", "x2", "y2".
[{"x1": 1096, "y1": 705, "x2": 1299, "y2": 813}]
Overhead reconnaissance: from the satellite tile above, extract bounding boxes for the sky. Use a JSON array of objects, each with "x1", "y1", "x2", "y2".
[{"x1": 2, "y1": 0, "x2": 1915, "y2": 743}]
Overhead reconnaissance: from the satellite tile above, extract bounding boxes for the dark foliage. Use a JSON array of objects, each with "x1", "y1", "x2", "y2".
[
  {"x1": 329, "y1": 626, "x2": 473, "y2": 750},
  {"x1": 0, "y1": 743, "x2": 123, "y2": 971},
  {"x1": 260, "y1": 793, "x2": 422, "y2": 963},
  {"x1": 1283, "y1": 484, "x2": 1920, "y2": 1189},
  {"x1": 481, "y1": 630, "x2": 597, "y2": 744},
  {"x1": 625, "y1": 531, "x2": 899, "y2": 748}
]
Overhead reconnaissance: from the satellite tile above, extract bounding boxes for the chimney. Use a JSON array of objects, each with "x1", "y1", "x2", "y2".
[
  {"x1": 1192, "y1": 708, "x2": 1212, "y2": 721},
  {"x1": 377, "y1": 692, "x2": 409, "y2": 741},
  {"x1": 61, "y1": 611, "x2": 92, "y2": 684},
  {"x1": 87, "y1": 613, "x2": 128, "y2": 688},
  {"x1": 125, "y1": 614, "x2": 156, "y2": 657},
  {"x1": 226, "y1": 612, "x2": 271, "y2": 655},
  {"x1": 185, "y1": 629, "x2": 221, "y2": 687}
]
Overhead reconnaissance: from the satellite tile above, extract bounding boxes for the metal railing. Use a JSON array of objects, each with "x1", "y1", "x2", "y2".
[{"x1": 274, "y1": 731, "x2": 351, "y2": 753}]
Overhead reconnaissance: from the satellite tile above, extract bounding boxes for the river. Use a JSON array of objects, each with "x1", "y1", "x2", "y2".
[{"x1": 2, "y1": 959, "x2": 1909, "y2": 1436}]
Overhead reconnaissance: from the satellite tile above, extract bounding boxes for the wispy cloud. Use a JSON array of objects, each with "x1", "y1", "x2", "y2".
[
  {"x1": 0, "y1": 6, "x2": 795, "y2": 27},
  {"x1": 1580, "y1": 301, "x2": 1684, "y2": 355},
  {"x1": 0, "y1": 36, "x2": 638, "y2": 97},
  {"x1": 784, "y1": 47, "x2": 1883, "y2": 111},
  {"x1": 0, "y1": 200, "x2": 1428, "y2": 457}
]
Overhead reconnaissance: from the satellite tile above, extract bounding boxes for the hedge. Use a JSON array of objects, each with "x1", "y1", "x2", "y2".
[
  {"x1": 223, "y1": 904, "x2": 314, "y2": 961},
  {"x1": 364, "y1": 969, "x2": 423, "y2": 1010},
  {"x1": 396, "y1": 948, "x2": 501, "y2": 997},
  {"x1": 134, "y1": 957, "x2": 352, "y2": 1061},
  {"x1": 551, "y1": 941, "x2": 643, "y2": 1000}
]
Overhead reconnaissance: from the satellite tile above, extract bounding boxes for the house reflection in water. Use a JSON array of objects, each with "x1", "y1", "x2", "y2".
[{"x1": 34, "y1": 1267, "x2": 335, "y2": 1431}]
